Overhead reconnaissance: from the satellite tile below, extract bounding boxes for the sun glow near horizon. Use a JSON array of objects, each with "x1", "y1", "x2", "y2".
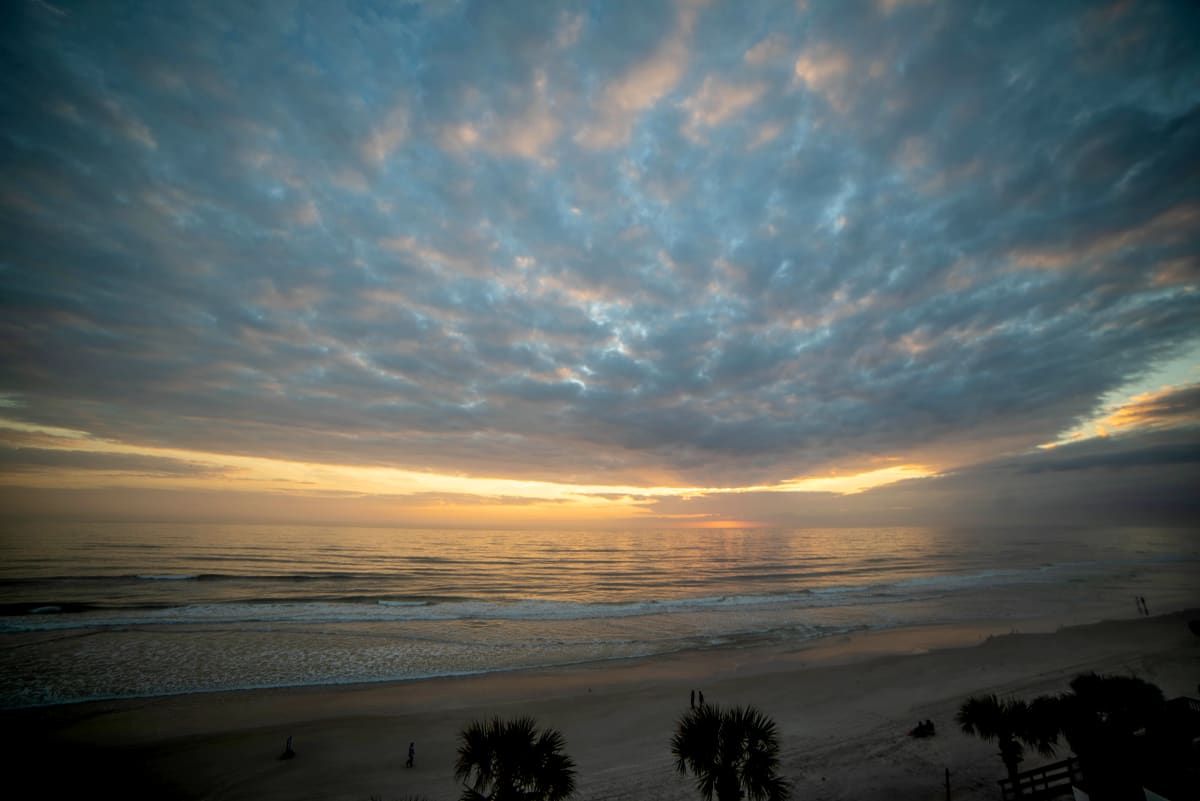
[{"x1": 0, "y1": 415, "x2": 937, "y2": 525}]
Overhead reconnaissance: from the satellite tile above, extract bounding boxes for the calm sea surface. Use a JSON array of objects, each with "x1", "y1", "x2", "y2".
[{"x1": 0, "y1": 522, "x2": 1196, "y2": 708}]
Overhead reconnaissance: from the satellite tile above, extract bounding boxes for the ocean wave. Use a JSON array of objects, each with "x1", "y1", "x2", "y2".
[
  {"x1": 1, "y1": 571, "x2": 411, "y2": 585},
  {"x1": 0, "y1": 561, "x2": 1114, "y2": 632},
  {"x1": 5, "y1": 554, "x2": 1139, "y2": 631},
  {"x1": 0, "y1": 591, "x2": 837, "y2": 631},
  {"x1": 135, "y1": 574, "x2": 201, "y2": 581}
]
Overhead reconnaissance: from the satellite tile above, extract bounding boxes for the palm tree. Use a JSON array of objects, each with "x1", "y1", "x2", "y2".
[
  {"x1": 671, "y1": 704, "x2": 790, "y2": 801},
  {"x1": 454, "y1": 716, "x2": 576, "y2": 801},
  {"x1": 956, "y1": 694, "x2": 1058, "y2": 797},
  {"x1": 1057, "y1": 672, "x2": 1164, "y2": 750},
  {"x1": 1055, "y1": 673, "x2": 1164, "y2": 800}
]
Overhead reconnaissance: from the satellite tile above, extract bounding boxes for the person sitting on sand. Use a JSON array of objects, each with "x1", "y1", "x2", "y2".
[{"x1": 908, "y1": 720, "x2": 935, "y2": 738}]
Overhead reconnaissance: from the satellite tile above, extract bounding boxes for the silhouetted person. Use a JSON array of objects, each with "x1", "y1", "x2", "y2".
[
  {"x1": 690, "y1": 689, "x2": 695, "y2": 709},
  {"x1": 1140, "y1": 596, "x2": 1149, "y2": 616},
  {"x1": 406, "y1": 741, "x2": 415, "y2": 768},
  {"x1": 280, "y1": 735, "x2": 295, "y2": 760},
  {"x1": 698, "y1": 690, "x2": 704, "y2": 706}
]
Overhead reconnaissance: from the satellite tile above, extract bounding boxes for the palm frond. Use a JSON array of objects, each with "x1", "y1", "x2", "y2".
[
  {"x1": 672, "y1": 703, "x2": 788, "y2": 801},
  {"x1": 455, "y1": 716, "x2": 576, "y2": 801}
]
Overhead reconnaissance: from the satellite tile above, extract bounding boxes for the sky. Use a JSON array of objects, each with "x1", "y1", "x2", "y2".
[{"x1": 1, "y1": 0, "x2": 1198, "y2": 529}]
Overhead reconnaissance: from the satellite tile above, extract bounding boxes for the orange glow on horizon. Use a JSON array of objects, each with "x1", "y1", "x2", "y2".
[
  {"x1": 681, "y1": 519, "x2": 766, "y2": 529},
  {"x1": 0, "y1": 416, "x2": 939, "y2": 525}
]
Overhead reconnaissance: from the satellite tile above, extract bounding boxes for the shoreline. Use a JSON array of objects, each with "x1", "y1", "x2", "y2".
[
  {"x1": 0, "y1": 606, "x2": 1133, "y2": 713},
  {"x1": 3, "y1": 609, "x2": 1197, "y2": 800}
]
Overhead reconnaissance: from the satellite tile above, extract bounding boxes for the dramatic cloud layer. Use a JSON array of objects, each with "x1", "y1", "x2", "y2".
[{"x1": 1, "y1": 0, "x2": 1197, "y2": 526}]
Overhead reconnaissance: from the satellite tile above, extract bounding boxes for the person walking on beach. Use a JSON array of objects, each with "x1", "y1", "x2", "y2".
[
  {"x1": 698, "y1": 690, "x2": 705, "y2": 707},
  {"x1": 690, "y1": 689, "x2": 695, "y2": 709},
  {"x1": 1140, "y1": 596, "x2": 1149, "y2": 616},
  {"x1": 407, "y1": 741, "x2": 415, "y2": 768}
]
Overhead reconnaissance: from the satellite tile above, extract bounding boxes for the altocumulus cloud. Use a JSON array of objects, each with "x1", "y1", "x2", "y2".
[{"x1": 1, "y1": 0, "x2": 1198, "y2": 519}]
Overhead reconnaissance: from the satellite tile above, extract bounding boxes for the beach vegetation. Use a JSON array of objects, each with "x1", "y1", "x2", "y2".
[
  {"x1": 454, "y1": 715, "x2": 576, "y2": 801},
  {"x1": 957, "y1": 672, "x2": 1172, "y2": 799},
  {"x1": 1055, "y1": 671, "x2": 1164, "y2": 753},
  {"x1": 671, "y1": 704, "x2": 790, "y2": 801},
  {"x1": 955, "y1": 693, "x2": 1058, "y2": 796},
  {"x1": 1053, "y1": 672, "x2": 1164, "y2": 800}
]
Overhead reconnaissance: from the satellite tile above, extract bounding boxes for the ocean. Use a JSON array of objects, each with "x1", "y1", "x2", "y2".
[{"x1": 0, "y1": 522, "x2": 1196, "y2": 708}]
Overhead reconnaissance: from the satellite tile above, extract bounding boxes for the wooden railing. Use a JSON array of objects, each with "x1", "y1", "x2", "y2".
[
  {"x1": 998, "y1": 756, "x2": 1082, "y2": 801},
  {"x1": 1166, "y1": 695, "x2": 1200, "y2": 715}
]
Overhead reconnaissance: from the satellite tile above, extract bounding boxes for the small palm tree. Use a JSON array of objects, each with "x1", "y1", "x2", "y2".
[
  {"x1": 671, "y1": 704, "x2": 790, "y2": 801},
  {"x1": 454, "y1": 716, "x2": 576, "y2": 801},
  {"x1": 956, "y1": 694, "x2": 1058, "y2": 797}
]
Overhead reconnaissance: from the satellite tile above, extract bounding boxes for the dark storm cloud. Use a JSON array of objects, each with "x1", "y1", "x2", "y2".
[{"x1": 2, "y1": 0, "x2": 1198, "y2": 499}]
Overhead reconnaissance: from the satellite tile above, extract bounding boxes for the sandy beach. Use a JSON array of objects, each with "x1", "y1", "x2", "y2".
[{"x1": 3, "y1": 610, "x2": 1196, "y2": 801}]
